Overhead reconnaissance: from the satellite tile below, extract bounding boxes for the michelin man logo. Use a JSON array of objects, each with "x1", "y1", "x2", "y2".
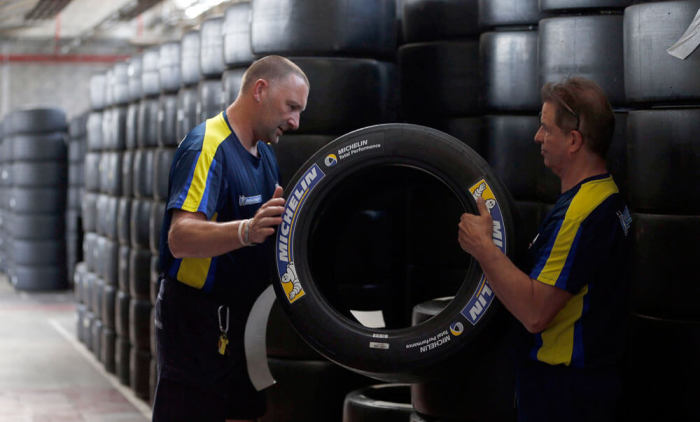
[{"x1": 281, "y1": 261, "x2": 303, "y2": 301}]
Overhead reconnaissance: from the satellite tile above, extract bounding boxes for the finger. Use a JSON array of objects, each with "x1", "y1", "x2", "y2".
[
  {"x1": 257, "y1": 205, "x2": 285, "y2": 218},
  {"x1": 476, "y1": 197, "x2": 490, "y2": 216},
  {"x1": 260, "y1": 198, "x2": 286, "y2": 210},
  {"x1": 255, "y1": 216, "x2": 283, "y2": 228},
  {"x1": 272, "y1": 185, "x2": 284, "y2": 199}
]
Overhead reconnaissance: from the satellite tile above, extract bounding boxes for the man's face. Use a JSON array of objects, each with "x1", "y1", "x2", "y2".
[
  {"x1": 534, "y1": 101, "x2": 570, "y2": 176},
  {"x1": 258, "y1": 74, "x2": 309, "y2": 144}
]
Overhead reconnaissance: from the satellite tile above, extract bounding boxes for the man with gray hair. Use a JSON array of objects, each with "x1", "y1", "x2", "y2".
[
  {"x1": 153, "y1": 55, "x2": 309, "y2": 422},
  {"x1": 458, "y1": 77, "x2": 630, "y2": 421}
]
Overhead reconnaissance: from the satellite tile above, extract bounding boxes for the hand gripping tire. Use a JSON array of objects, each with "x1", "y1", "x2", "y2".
[{"x1": 272, "y1": 123, "x2": 515, "y2": 381}]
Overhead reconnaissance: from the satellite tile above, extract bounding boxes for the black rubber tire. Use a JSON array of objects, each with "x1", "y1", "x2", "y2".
[
  {"x1": 10, "y1": 239, "x2": 65, "y2": 265},
  {"x1": 101, "y1": 326, "x2": 117, "y2": 374},
  {"x1": 484, "y1": 114, "x2": 557, "y2": 202},
  {"x1": 223, "y1": 2, "x2": 255, "y2": 67},
  {"x1": 149, "y1": 200, "x2": 165, "y2": 254},
  {"x1": 100, "y1": 109, "x2": 114, "y2": 150},
  {"x1": 154, "y1": 147, "x2": 176, "y2": 201},
  {"x1": 115, "y1": 335, "x2": 131, "y2": 386},
  {"x1": 95, "y1": 194, "x2": 109, "y2": 236},
  {"x1": 157, "y1": 94, "x2": 178, "y2": 147},
  {"x1": 90, "y1": 74, "x2": 107, "y2": 111},
  {"x1": 84, "y1": 152, "x2": 100, "y2": 192},
  {"x1": 68, "y1": 138, "x2": 86, "y2": 163},
  {"x1": 84, "y1": 311, "x2": 95, "y2": 352},
  {"x1": 68, "y1": 185, "x2": 82, "y2": 211},
  {"x1": 11, "y1": 162, "x2": 66, "y2": 188},
  {"x1": 399, "y1": 41, "x2": 481, "y2": 119},
  {"x1": 412, "y1": 117, "x2": 484, "y2": 156},
  {"x1": 69, "y1": 163, "x2": 84, "y2": 188},
  {"x1": 125, "y1": 103, "x2": 139, "y2": 150},
  {"x1": 272, "y1": 123, "x2": 515, "y2": 381},
  {"x1": 103, "y1": 195, "x2": 118, "y2": 240},
  {"x1": 117, "y1": 198, "x2": 132, "y2": 246},
  {"x1": 92, "y1": 318, "x2": 103, "y2": 361},
  {"x1": 8, "y1": 132, "x2": 67, "y2": 161},
  {"x1": 130, "y1": 199, "x2": 152, "y2": 249},
  {"x1": 409, "y1": 300, "x2": 516, "y2": 422},
  {"x1": 110, "y1": 106, "x2": 128, "y2": 151},
  {"x1": 105, "y1": 152, "x2": 123, "y2": 196},
  {"x1": 137, "y1": 98, "x2": 159, "y2": 148},
  {"x1": 129, "y1": 298, "x2": 152, "y2": 349},
  {"x1": 290, "y1": 57, "x2": 398, "y2": 135},
  {"x1": 127, "y1": 56, "x2": 142, "y2": 103},
  {"x1": 116, "y1": 290, "x2": 131, "y2": 338},
  {"x1": 111, "y1": 62, "x2": 130, "y2": 107},
  {"x1": 623, "y1": 314, "x2": 700, "y2": 422},
  {"x1": 177, "y1": 86, "x2": 199, "y2": 141},
  {"x1": 540, "y1": 0, "x2": 632, "y2": 11},
  {"x1": 266, "y1": 300, "x2": 321, "y2": 359},
  {"x1": 129, "y1": 347, "x2": 151, "y2": 400},
  {"x1": 76, "y1": 303, "x2": 87, "y2": 343},
  {"x1": 624, "y1": 1, "x2": 700, "y2": 104},
  {"x1": 198, "y1": 79, "x2": 224, "y2": 124},
  {"x1": 3, "y1": 108, "x2": 66, "y2": 136},
  {"x1": 251, "y1": 0, "x2": 397, "y2": 58},
  {"x1": 83, "y1": 233, "x2": 98, "y2": 275},
  {"x1": 271, "y1": 134, "x2": 335, "y2": 186},
  {"x1": 480, "y1": 30, "x2": 540, "y2": 112},
  {"x1": 221, "y1": 68, "x2": 245, "y2": 108},
  {"x1": 102, "y1": 237, "x2": 119, "y2": 286},
  {"x1": 118, "y1": 245, "x2": 131, "y2": 293},
  {"x1": 84, "y1": 272, "x2": 95, "y2": 312},
  {"x1": 539, "y1": 15, "x2": 626, "y2": 107},
  {"x1": 7, "y1": 213, "x2": 65, "y2": 240},
  {"x1": 343, "y1": 384, "x2": 413, "y2": 422},
  {"x1": 180, "y1": 30, "x2": 201, "y2": 87},
  {"x1": 8, "y1": 187, "x2": 65, "y2": 213},
  {"x1": 199, "y1": 16, "x2": 225, "y2": 78},
  {"x1": 158, "y1": 42, "x2": 181, "y2": 94},
  {"x1": 629, "y1": 213, "x2": 700, "y2": 318},
  {"x1": 129, "y1": 246, "x2": 152, "y2": 300},
  {"x1": 402, "y1": 0, "x2": 479, "y2": 43},
  {"x1": 121, "y1": 150, "x2": 134, "y2": 198},
  {"x1": 10, "y1": 264, "x2": 67, "y2": 291},
  {"x1": 132, "y1": 149, "x2": 155, "y2": 199},
  {"x1": 82, "y1": 192, "x2": 97, "y2": 233},
  {"x1": 102, "y1": 283, "x2": 117, "y2": 328},
  {"x1": 141, "y1": 47, "x2": 160, "y2": 98},
  {"x1": 87, "y1": 112, "x2": 103, "y2": 152},
  {"x1": 478, "y1": 0, "x2": 543, "y2": 28},
  {"x1": 264, "y1": 358, "x2": 373, "y2": 422},
  {"x1": 627, "y1": 108, "x2": 700, "y2": 214}
]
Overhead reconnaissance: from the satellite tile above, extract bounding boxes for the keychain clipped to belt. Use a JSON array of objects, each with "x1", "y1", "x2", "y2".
[{"x1": 217, "y1": 305, "x2": 229, "y2": 356}]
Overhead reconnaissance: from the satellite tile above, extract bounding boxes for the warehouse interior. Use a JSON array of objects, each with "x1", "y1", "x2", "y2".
[{"x1": 0, "y1": 0, "x2": 699, "y2": 421}]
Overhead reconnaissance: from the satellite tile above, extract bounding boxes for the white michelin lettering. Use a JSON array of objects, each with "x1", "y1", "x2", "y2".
[
  {"x1": 469, "y1": 284, "x2": 494, "y2": 321},
  {"x1": 492, "y1": 220, "x2": 503, "y2": 248},
  {"x1": 277, "y1": 167, "x2": 319, "y2": 264}
]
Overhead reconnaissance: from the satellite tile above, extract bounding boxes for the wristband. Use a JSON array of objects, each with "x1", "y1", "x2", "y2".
[
  {"x1": 244, "y1": 219, "x2": 251, "y2": 245},
  {"x1": 237, "y1": 219, "x2": 251, "y2": 246}
]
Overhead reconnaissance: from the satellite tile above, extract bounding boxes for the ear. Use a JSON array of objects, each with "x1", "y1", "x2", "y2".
[
  {"x1": 568, "y1": 129, "x2": 584, "y2": 153},
  {"x1": 252, "y1": 78, "x2": 268, "y2": 103}
]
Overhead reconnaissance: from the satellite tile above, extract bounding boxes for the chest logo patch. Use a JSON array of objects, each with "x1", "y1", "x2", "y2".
[{"x1": 239, "y1": 194, "x2": 262, "y2": 206}]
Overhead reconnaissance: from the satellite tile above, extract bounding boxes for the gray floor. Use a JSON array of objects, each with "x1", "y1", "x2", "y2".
[{"x1": 0, "y1": 275, "x2": 150, "y2": 421}]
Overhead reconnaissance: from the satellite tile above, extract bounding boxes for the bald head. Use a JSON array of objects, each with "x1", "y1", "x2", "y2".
[{"x1": 239, "y1": 55, "x2": 309, "y2": 96}]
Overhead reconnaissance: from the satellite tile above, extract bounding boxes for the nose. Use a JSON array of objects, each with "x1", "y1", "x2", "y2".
[
  {"x1": 287, "y1": 113, "x2": 300, "y2": 131},
  {"x1": 534, "y1": 126, "x2": 544, "y2": 144}
]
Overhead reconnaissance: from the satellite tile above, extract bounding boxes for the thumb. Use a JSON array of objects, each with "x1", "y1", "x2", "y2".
[
  {"x1": 476, "y1": 196, "x2": 490, "y2": 216},
  {"x1": 272, "y1": 185, "x2": 284, "y2": 198}
]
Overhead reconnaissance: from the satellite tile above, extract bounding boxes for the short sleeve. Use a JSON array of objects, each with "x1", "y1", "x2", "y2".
[{"x1": 167, "y1": 148, "x2": 223, "y2": 220}]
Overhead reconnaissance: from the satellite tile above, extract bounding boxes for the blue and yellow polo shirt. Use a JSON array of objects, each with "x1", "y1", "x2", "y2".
[
  {"x1": 159, "y1": 111, "x2": 279, "y2": 309},
  {"x1": 527, "y1": 174, "x2": 631, "y2": 368}
]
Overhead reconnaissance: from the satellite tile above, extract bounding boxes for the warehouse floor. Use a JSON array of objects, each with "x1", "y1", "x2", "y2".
[{"x1": 0, "y1": 275, "x2": 150, "y2": 421}]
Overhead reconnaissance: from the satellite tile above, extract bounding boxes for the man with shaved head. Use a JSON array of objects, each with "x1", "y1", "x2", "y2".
[{"x1": 153, "y1": 55, "x2": 309, "y2": 422}]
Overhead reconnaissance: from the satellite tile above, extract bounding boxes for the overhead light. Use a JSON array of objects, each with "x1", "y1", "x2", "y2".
[{"x1": 183, "y1": 0, "x2": 228, "y2": 19}]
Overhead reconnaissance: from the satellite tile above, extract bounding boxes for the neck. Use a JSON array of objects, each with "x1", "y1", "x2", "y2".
[
  {"x1": 226, "y1": 102, "x2": 258, "y2": 156},
  {"x1": 559, "y1": 155, "x2": 608, "y2": 192}
]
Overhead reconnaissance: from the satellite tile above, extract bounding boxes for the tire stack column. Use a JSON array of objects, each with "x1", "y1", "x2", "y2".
[
  {"x1": 250, "y1": 1, "x2": 399, "y2": 420},
  {"x1": 221, "y1": 2, "x2": 254, "y2": 108},
  {"x1": 69, "y1": 113, "x2": 88, "y2": 345},
  {"x1": 177, "y1": 30, "x2": 201, "y2": 142},
  {"x1": 623, "y1": 2, "x2": 700, "y2": 421},
  {"x1": 198, "y1": 17, "x2": 225, "y2": 125},
  {"x1": 130, "y1": 46, "x2": 159, "y2": 401},
  {"x1": 0, "y1": 121, "x2": 7, "y2": 274},
  {"x1": 5, "y1": 108, "x2": 68, "y2": 291},
  {"x1": 150, "y1": 40, "x2": 180, "y2": 399}
]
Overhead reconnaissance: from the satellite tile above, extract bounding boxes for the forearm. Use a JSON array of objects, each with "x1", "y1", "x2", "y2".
[
  {"x1": 168, "y1": 216, "x2": 249, "y2": 258},
  {"x1": 475, "y1": 245, "x2": 547, "y2": 332}
]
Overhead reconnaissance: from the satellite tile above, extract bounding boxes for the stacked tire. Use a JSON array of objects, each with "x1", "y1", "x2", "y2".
[
  {"x1": 177, "y1": 30, "x2": 201, "y2": 142},
  {"x1": 130, "y1": 47, "x2": 159, "y2": 401},
  {"x1": 478, "y1": 0, "x2": 551, "y2": 265},
  {"x1": 622, "y1": 2, "x2": 700, "y2": 421},
  {"x1": 0, "y1": 121, "x2": 7, "y2": 274},
  {"x1": 4, "y1": 107, "x2": 68, "y2": 290},
  {"x1": 67, "y1": 113, "x2": 87, "y2": 283},
  {"x1": 249, "y1": 1, "x2": 401, "y2": 419},
  {"x1": 221, "y1": 2, "x2": 255, "y2": 107},
  {"x1": 399, "y1": 0, "x2": 482, "y2": 154},
  {"x1": 198, "y1": 17, "x2": 225, "y2": 125}
]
